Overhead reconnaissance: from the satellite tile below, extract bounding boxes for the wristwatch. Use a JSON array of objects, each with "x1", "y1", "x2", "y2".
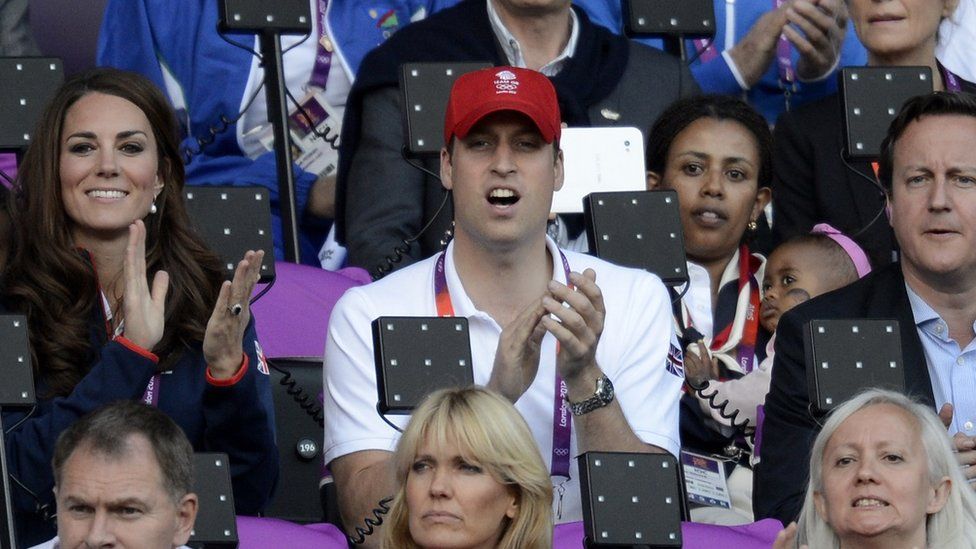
[{"x1": 567, "y1": 374, "x2": 614, "y2": 416}]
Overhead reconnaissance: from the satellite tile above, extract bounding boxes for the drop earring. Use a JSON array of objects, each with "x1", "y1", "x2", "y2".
[{"x1": 151, "y1": 177, "x2": 161, "y2": 215}]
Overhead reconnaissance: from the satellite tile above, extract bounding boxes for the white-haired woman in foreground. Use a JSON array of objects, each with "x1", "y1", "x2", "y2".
[{"x1": 775, "y1": 388, "x2": 976, "y2": 549}]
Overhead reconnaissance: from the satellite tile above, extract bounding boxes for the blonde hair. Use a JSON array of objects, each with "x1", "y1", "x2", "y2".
[
  {"x1": 381, "y1": 386, "x2": 552, "y2": 549},
  {"x1": 796, "y1": 388, "x2": 976, "y2": 548}
]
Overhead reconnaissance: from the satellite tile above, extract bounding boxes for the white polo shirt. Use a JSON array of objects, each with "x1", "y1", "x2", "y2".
[{"x1": 323, "y1": 237, "x2": 683, "y2": 523}]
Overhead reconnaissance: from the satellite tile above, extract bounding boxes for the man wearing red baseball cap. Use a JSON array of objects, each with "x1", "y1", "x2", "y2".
[
  {"x1": 324, "y1": 66, "x2": 683, "y2": 545},
  {"x1": 335, "y1": 0, "x2": 698, "y2": 277}
]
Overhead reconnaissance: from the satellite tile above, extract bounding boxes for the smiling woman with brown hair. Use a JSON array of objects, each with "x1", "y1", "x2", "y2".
[{"x1": 0, "y1": 67, "x2": 277, "y2": 545}]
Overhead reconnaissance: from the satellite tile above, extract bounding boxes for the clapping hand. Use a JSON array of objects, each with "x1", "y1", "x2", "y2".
[
  {"x1": 727, "y1": 0, "x2": 846, "y2": 88},
  {"x1": 541, "y1": 269, "x2": 605, "y2": 383},
  {"x1": 728, "y1": 4, "x2": 792, "y2": 88},
  {"x1": 938, "y1": 403, "x2": 976, "y2": 483},
  {"x1": 786, "y1": 0, "x2": 847, "y2": 81},
  {"x1": 773, "y1": 522, "x2": 808, "y2": 549},
  {"x1": 488, "y1": 269, "x2": 607, "y2": 402},
  {"x1": 683, "y1": 340, "x2": 721, "y2": 389},
  {"x1": 122, "y1": 220, "x2": 169, "y2": 351},
  {"x1": 489, "y1": 299, "x2": 548, "y2": 403},
  {"x1": 203, "y1": 250, "x2": 265, "y2": 379}
]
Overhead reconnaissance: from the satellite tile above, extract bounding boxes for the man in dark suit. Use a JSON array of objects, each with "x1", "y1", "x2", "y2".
[{"x1": 755, "y1": 91, "x2": 976, "y2": 524}]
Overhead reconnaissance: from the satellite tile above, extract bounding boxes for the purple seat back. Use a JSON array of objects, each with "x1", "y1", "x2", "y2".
[
  {"x1": 237, "y1": 517, "x2": 347, "y2": 548},
  {"x1": 235, "y1": 517, "x2": 784, "y2": 547},
  {"x1": 553, "y1": 519, "x2": 784, "y2": 548},
  {"x1": 250, "y1": 262, "x2": 370, "y2": 358},
  {"x1": 0, "y1": 154, "x2": 16, "y2": 188}
]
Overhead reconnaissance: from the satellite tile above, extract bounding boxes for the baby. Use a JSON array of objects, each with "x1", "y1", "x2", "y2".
[
  {"x1": 696, "y1": 223, "x2": 873, "y2": 430},
  {"x1": 760, "y1": 225, "x2": 871, "y2": 334}
]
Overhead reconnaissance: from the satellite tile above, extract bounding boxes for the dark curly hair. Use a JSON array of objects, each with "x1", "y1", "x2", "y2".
[
  {"x1": 645, "y1": 94, "x2": 773, "y2": 189},
  {"x1": 1, "y1": 68, "x2": 224, "y2": 397}
]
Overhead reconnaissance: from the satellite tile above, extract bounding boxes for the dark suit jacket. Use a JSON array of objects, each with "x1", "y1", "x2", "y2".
[
  {"x1": 753, "y1": 262, "x2": 935, "y2": 524},
  {"x1": 771, "y1": 93, "x2": 895, "y2": 268}
]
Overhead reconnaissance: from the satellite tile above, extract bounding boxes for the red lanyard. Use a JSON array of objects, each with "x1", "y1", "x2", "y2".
[{"x1": 687, "y1": 246, "x2": 761, "y2": 373}]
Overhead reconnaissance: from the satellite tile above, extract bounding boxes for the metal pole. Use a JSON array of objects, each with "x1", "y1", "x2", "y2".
[
  {"x1": 662, "y1": 35, "x2": 688, "y2": 62},
  {"x1": 259, "y1": 31, "x2": 301, "y2": 263},
  {"x1": 0, "y1": 412, "x2": 18, "y2": 548}
]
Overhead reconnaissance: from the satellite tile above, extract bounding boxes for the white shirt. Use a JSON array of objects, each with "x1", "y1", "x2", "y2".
[
  {"x1": 937, "y1": 0, "x2": 976, "y2": 82},
  {"x1": 486, "y1": 0, "x2": 580, "y2": 77},
  {"x1": 679, "y1": 250, "x2": 743, "y2": 340},
  {"x1": 323, "y1": 237, "x2": 683, "y2": 523},
  {"x1": 238, "y1": 0, "x2": 352, "y2": 158}
]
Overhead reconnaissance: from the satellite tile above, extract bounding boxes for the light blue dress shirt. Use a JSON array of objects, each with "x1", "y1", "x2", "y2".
[{"x1": 906, "y1": 283, "x2": 976, "y2": 437}]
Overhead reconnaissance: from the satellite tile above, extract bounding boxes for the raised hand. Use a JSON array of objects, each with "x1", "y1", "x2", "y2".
[
  {"x1": 773, "y1": 522, "x2": 808, "y2": 549},
  {"x1": 938, "y1": 403, "x2": 976, "y2": 483},
  {"x1": 684, "y1": 340, "x2": 720, "y2": 389},
  {"x1": 488, "y1": 298, "x2": 548, "y2": 403},
  {"x1": 541, "y1": 269, "x2": 605, "y2": 383},
  {"x1": 787, "y1": 0, "x2": 847, "y2": 81},
  {"x1": 203, "y1": 250, "x2": 264, "y2": 378},
  {"x1": 122, "y1": 220, "x2": 169, "y2": 350},
  {"x1": 727, "y1": 4, "x2": 791, "y2": 88}
]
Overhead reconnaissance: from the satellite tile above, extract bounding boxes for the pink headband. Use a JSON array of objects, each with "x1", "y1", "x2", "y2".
[{"x1": 811, "y1": 223, "x2": 872, "y2": 278}]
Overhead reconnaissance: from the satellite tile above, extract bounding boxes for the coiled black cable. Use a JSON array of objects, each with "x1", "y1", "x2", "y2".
[
  {"x1": 347, "y1": 496, "x2": 394, "y2": 545},
  {"x1": 284, "y1": 88, "x2": 341, "y2": 150},
  {"x1": 181, "y1": 84, "x2": 264, "y2": 166},
  {"x1": 693, "y1": 381, "x2": 752, "y2": 431},
  {"x1": 370, "y1": 149, "x2": 453, "y2": 280},
  {"x1": 5, "y1": 405, "x2": 56, "y2": 525},
  {"x1": 268, "y1": 360, "x2": 323, "y2": 429},
  {"x1": 249, "y1": 273, "x2": 276, "y2": 306}
]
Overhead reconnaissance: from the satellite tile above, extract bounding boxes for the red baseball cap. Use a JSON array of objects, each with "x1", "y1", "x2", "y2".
[{"x1": 443, "y1": 66, "x2": 561, "y2": 145}]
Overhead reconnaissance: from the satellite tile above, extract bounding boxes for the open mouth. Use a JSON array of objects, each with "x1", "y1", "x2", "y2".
[
  {"x1": 852, "y1": 498, "x2": 889, "y2": 508},
  {"x1": 487, "y1": 187, "x2": 520, "y2": 207},
  {"x1": 691, "y1": 207, "x2": 727, "y2": 225}
]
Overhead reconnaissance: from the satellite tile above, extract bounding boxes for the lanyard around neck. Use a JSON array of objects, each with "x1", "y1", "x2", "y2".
[
  {"x1": 941, "y1": 65, "x2": 963, "y2": 92},
  {"x1": 433, "y1": 250, "x2": 573, "y2": 479},
  {"x1": 309, "y1": 0, "x2": 334, "y2": 88}
]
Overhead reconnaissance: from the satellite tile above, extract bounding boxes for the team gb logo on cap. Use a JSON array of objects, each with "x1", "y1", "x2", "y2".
[{"x1": 493, "y1": 70, "x2": 520, "y2": 95}]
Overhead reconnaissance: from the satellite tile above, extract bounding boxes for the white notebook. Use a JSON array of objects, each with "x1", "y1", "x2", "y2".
[{"x1": 552, "y1": 126, "x2": 647, "y2": 214}]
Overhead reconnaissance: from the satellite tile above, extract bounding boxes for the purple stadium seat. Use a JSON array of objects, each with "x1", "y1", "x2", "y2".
[
  {"x1": 250, "y1": 262, "x2": 370, "y2": 358},
  {"x1": 553, "y1": 519, "x2": 784, "y2": 548},
  {"x1": 233, "y1": 516, "x2": 784, "y2": 547}
]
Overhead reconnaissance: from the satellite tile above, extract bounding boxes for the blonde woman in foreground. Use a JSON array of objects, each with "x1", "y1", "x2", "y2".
[{"x1": 382, "y1": 386, "x2": 552, "y2": 549}]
